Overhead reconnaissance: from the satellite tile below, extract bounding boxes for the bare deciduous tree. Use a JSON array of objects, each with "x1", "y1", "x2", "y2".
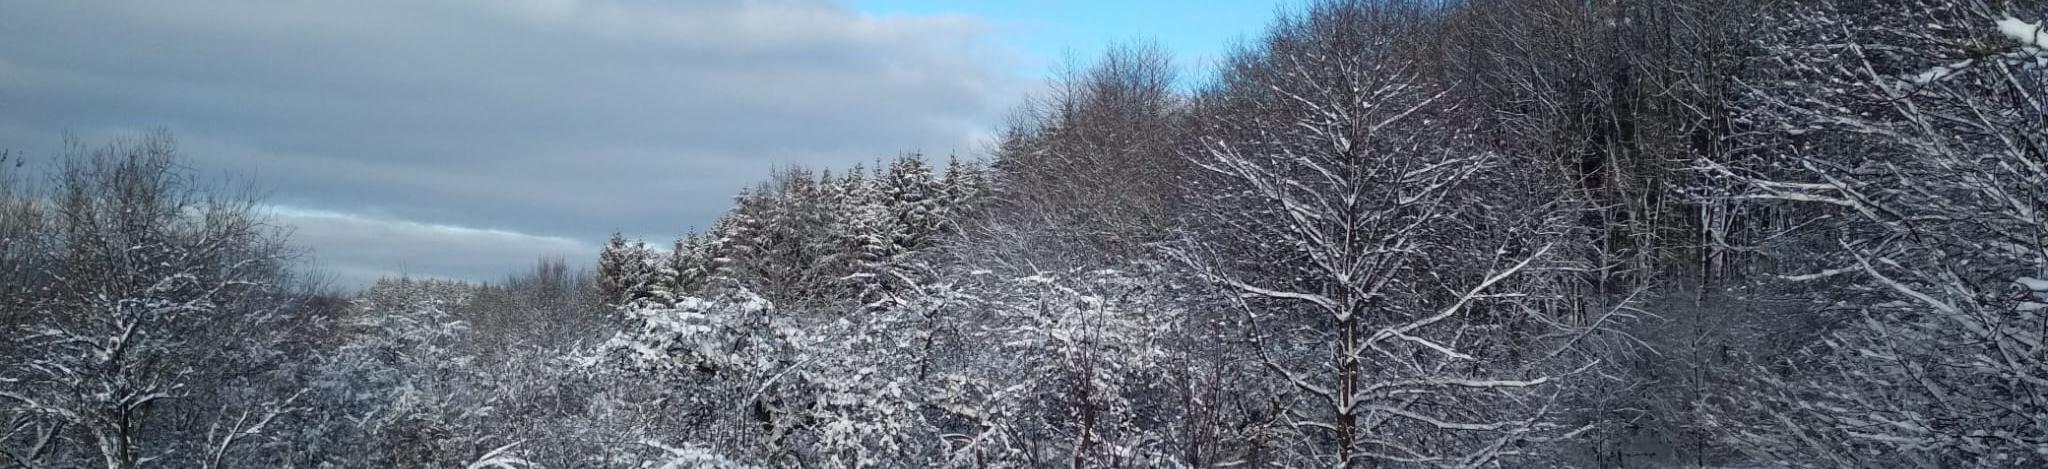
[
  {"x1": 0, "y1": 133, "x2": 301, "y2": 469},
  {"x1": 1172, "y1": 3, "x2": 1611, "y2": 466},
  {"x1": 1699, "y1": 2, "x2": 2048, "y2": 465}
]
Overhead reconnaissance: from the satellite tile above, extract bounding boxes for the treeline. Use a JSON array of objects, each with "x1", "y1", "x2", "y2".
[
  {"x1": 595, "y1": 154, "x2": 989, "y2": 310},
  {"x1": 3, "y1": 0, "x2": 2046, "y2": 467},
  {"x1": 0, "y1": 135, "x2": 620, "y2": 467}
]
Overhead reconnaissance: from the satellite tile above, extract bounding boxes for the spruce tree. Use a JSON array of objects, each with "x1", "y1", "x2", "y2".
[
  {"x1": 882, "y1": 153, "x2": 941, "y2": 252},
  {"x1": 618, "y1": 237, "x2": 659, "y2": 304},
  {"x1": 813, "y1": 164, "x2": 868, "y2": 296},
  {"x1": 668, "y1": 231, "x2": 711, "y2": 295},
  {"x1": 595, "y1": 232, "x2": 635, "y2": 305},
  {"x1": 939, "y1": 155, "x2": 989, "y2": 230},
  {"x1": 842, "y1": 164, "x2": 900, "y2": 298}
]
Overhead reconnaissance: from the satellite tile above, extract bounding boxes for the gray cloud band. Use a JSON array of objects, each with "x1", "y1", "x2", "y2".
[{"x1": 0, "y1": 0, "x2": 1021, "y2": 286}]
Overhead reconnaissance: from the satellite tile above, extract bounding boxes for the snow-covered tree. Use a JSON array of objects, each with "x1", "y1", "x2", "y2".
[
  {"x1": 287, "y1": 277, "x2": 575, "y2": 467},
  {"x1": 634, "y1": 264, "x2": 682, "y2": 308},
  {"x1": 985, "y1": 43, "x2": 1186, "y2": 262},
  {"x1": 714, "y1": 185, "x2": 791, "y2": 299},
  {"x1": 1697, "y1": 3, "x2": 2048, "y2": 466},
  {"x1": 670, "y1": 231, "x2": 715, "y2": 295},
  {"x1": 597, "y1": 287, "x2": 796, "y2": 459},
  {"x1": 881, "y1": 154, "x2": 943, "y2": 253},
  {"x1": 937, "y1": 156, "x2": 989, "y2": 229},
  {"x1": 598, "y1": 232, "x2": 641, "y2": 305},
  {"x1": 816, "y1": 164, "x2": 894, "y2": 300},
  {"x1": 915, "y1": 267, "x2": 1193, "y2": 467},
  {"x1": 0, "y1": 134, "x2": 303, "y2": 469},
  {"x1": 1175, "y1": 3, "x2": 1606, "y2": 465}
]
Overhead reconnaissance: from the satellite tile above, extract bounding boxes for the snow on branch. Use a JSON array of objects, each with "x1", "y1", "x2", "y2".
[{"x1": 1998, "y1": 16, "x2": 2048, "y2": 49}]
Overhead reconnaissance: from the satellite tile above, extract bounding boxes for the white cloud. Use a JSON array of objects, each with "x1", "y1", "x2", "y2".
[{"x1": 268, "y1": 205, "x2": 595, "y2": 287}]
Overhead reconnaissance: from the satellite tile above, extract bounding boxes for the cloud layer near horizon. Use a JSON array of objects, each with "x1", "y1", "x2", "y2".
[{"x1": 0, "y1": 0, "x2": 1020, "y2": 286}]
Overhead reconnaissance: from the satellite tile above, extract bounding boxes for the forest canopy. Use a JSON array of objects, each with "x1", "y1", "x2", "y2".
[{"x1": 5, "y1": 0, "x2": 2048, "y2": 467}]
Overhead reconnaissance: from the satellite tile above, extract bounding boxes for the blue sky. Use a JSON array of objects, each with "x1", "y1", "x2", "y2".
[
  {"x1": 0, "y1": 0, "x2": 1294, "y2": 287},
  {"x1": 854, "y1": 0, "x2": 1292, "y2": 79}
]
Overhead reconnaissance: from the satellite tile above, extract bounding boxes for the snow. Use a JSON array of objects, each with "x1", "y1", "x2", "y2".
[
  {"x1": 1998, "y1": 17, "x2": 2048, "y2": 49},
  {"x1": 1905, "y1": 60, "x2": 1973, "y2": 85},
  {"x1": 2018, "y1": 277, "x2": 2048, "y2": 308}
]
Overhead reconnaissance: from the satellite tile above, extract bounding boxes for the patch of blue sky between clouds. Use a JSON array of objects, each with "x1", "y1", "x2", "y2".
[{"x1": 851, "y1": 0, "x2": 1296, "y2": 81}]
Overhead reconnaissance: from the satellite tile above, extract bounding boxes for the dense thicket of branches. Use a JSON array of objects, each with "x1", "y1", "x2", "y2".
[
  {"x1": 0, "y1": 134, "x2": 313, "y2": 468},
  {"x1": 5, "y1": 0, "x2": 2048, "y2": 467}
]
